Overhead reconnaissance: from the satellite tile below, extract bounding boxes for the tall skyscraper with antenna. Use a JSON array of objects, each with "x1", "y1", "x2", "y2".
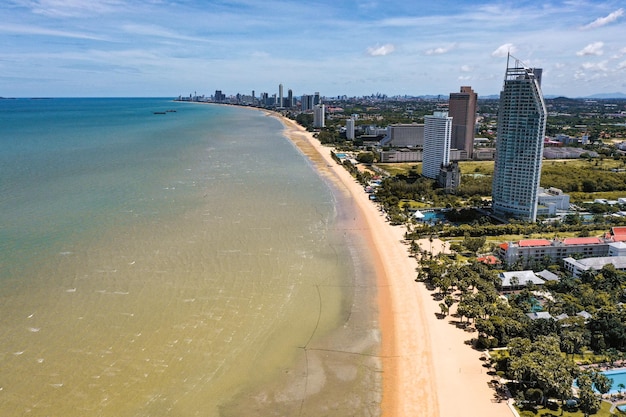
[{"x1": 492, "y1": 55, "x2": 547, "y2": 222}]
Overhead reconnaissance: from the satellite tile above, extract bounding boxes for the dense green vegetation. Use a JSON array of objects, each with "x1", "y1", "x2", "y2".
[{"x1": 415, "y1": 250, "x2": 626, "y2": 413}]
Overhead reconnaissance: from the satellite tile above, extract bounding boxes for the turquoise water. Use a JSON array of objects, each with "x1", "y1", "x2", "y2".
[
  {"x1": 601, "y1": 368, "x2": 626, "y2": 394},
  {"x1": 422, "y1": 210, "x2": 447, "y2": 223},
  {"x1": 0, "y1": 99, "x2": 381, "y2": 416},
  {"x1": 575, "y1": 368, "x2": 626, "y2": 395}
]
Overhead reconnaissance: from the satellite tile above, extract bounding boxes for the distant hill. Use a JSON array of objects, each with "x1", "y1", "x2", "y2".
[
  {"x1": 583, "y1": 92, "x2": 626, "y2": 99},
  {"x1": 477, "y1": 93, "x2": 626, "y2": 100},
  {"x1": 420, "y1": 92, "x2": 626, "y2": 100}
]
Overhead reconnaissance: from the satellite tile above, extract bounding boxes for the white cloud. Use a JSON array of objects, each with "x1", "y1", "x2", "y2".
[
  {"x1": 491, "y1": 43, "x2": 517, "y2": 58},
  {"x1": 612, "y1": 47, "x2": 626, "y2": 59},
  {"x1": 0, "y1": 22, "x2": 107, "y2": 40},
  {"x1": 581, "y1": 8, "x2": 624, "y2": 30},
  {"x1": 576, "y1": 42, "x2": 604, "y2": 56},
  {"x1": 581, "y1": 61, "x2": 608, "y2": 71},
  {"x1": 618, "y1": 61, "x2": 626, "y2": 70},
  {"x1": 14, "y1": 0, "x2": 124, "y2": 18},
  {"x1": 425, "y1": 43, "x2": 456, "y2": 55},
  {"x1": 122, "y1": 24, "x2": 214, "y2": 43},
  {"x1": 460, "y1": 65, "x2": 472, "y2": 72},
  {"x1": 366, "y1": 43, "x2": 395, "y2": 57}
]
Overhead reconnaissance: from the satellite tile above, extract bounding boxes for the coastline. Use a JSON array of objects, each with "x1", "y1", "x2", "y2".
[{"x1": 271, "y1": 111, "x2": 511, "y2": 416}]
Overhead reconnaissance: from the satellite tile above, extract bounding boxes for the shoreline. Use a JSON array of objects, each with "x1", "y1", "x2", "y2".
[{"x1": 271, "y1": 111, "x2": 511, "y2": 416}]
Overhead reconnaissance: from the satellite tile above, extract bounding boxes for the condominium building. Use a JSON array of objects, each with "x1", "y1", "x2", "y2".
[
  {"x1": 313, "y1": 104, "x2": 325, "y2": 128},
  {"x1": 422, "y1": 111, "x2": 452, "y2": 179},
  {"x1": 449, "y1": 86, "x2": 477, "y2": 159},
  {"x1": 346, "y1": 117, "x2": 355, "y2": 140},
  {"x1": 278, "y1": 84, "x2": 283, "y2": 107},
  {"x1": 301, "y1": 94, "x2": 314, "y2": 111},
  {"x1": 492, "y1": 56, "x2": 547, "y2": 222}
]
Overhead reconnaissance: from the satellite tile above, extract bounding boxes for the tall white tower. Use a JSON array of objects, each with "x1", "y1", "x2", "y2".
[
  {"x1": 492, "y1": 55, "x2": 546, "y2": 222},
  {"x1": 313, "y1": 104, "x2": 325, "y2": 128},
  {"x1": 278, "y1": 84, "x2": 283, "y2": 108},
  {"x1": 422, "y1": 111, "x2": 453, "y2": 179},
  {"x1": 346, "y1": 117, "x2": 355, "y2": 140}
]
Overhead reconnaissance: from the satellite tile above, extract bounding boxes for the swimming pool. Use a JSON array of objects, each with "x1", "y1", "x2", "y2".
[
  {"x1": 601, "y1": 368, "x2": 626, "y2": 394},
  {"x1": 422, "y1": 210, "x2": 447, "y2": 223}
]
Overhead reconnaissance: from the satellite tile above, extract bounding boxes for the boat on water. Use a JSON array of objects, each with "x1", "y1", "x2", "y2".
[{"x1": 153, "y1": 111, "x2": 166, "y2": 114}]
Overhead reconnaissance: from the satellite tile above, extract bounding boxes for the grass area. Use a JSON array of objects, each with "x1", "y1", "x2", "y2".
[
  {"x1": 483, "y1": 229, "x2": 609, "y2": 244},
  {"x1": 490, "y1": 349, "x2": 608, "y2": 365},
  {"x1": 571, "y1": 191, "x2": 626, "y2": 202},
  {"x1": 459, "y1": 160, "x2": 495, "y2": 175},
  {"x1": 516, "y1": 399, "x2": 615, "y2": 417},
  {"x1": 375, "y1": 163, "x2": 420, "y2": 176}
]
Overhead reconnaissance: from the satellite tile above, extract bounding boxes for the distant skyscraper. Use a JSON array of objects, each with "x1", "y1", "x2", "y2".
[
  {"x1": 287, "y1": 89, "x2": 293, "y2": 108},
  {"x1": 492, "y1": 55, "x2": 547, "y2": 222},
  {"x1": 278, "y1": 84, "x2": 283, "y2": 107},
  {"x1": 301, "y1": 94, "x2": 314, "y2": 111},
  {"x1": 313, "y1": 104, "x2": 325, "y2": 128},
  {"x1": 422, "y1": 111, "x2": 453, "y2": 179},
  {"x1": 449, "y1": 86, "x2": 477, "y2": 159},
  {"x1": 314, "y1": 92, "x2": 320, "y2": 105}
]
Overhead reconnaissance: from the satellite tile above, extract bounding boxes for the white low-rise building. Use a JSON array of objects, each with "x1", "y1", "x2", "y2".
[
  {"x1": 537, "y1": 187, "x2": 570, "y2": 210},
  {"x1": 563, "y1": 255, "x2": 626, "y2": 277},
  {"x1": 499, "y1": 270, "x2": 545, "y2": 291}
]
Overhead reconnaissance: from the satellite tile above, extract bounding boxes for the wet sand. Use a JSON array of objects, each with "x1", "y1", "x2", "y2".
[{"x1": 274, "y1": 113, "x2": 511, "y2": 417}]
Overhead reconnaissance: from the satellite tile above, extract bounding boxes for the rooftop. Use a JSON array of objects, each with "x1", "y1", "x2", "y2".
[
  {"x1": 562, "y1": 237, "x2": 603, "y2": 245},
  {"x1": 518, "y1": 239, "x2": 552, "y2": 247},
  {"x1": 500, "y1": 270, "x2": 545, "y2": 288}
]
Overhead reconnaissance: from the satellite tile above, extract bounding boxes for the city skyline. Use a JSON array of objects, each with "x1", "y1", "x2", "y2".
[{"x1": 1, "y1": 1, "x2": 625, "y2": 98}]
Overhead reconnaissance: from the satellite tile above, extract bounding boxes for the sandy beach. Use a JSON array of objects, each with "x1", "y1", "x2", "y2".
[{"x1": 274, "y1": 113, "x2": 511, "y2": 417}]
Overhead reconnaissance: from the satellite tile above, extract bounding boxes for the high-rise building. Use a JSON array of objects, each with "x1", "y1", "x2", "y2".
[
  {"x1": 313, "y1": 104, "x2": 325, "y2": 128},
  {"x1": 422, "y1": 111, "x2": 452, "y2": 179},
  {"x1": 314, "y1": 92, "x2": 320, "y2": 105},
  {"x1": 448, "y1": 86, "x2": 477, "y2": 159},
  {"x1": 287, "y1": 89, "x2": 293, "y2": 108},
  {"x1": 278, "y1": 84, "x2": 283, "y2": 108},
  {"x1": 301, "y1": 94, "x2": 314, "y2": 111},
  {"x1": 346, "y1": 117, "x2": 355, "y2": 140},
  {"x1": 492, "y1": 55, "x2": 547, "y2": 222}
]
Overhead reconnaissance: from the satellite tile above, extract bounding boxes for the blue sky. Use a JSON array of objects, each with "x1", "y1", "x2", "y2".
[{"x1": 1, "y1": 0, "x2": 625, "y2": 98}]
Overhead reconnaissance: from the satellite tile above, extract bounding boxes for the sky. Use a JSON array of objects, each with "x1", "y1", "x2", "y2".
[{"x1": 1, "y1": 0, "x2": 626, "y2": 98}]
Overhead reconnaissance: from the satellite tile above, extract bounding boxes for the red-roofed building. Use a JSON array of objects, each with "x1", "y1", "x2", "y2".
[
  {"x1": 563, "y1": 237, "x2": 603, "y2": 245},
  {"x1": 612, "y1": 226, "x2": 626, "y2": 238},
  {"x1": 497, "y1": 236, "x2": 611, "y2": 267},
  {"x1": 518, "y1": 239, "x2": 551, "y2": 247},
  {"x1": 477, "y1": 255, "x2": 501, "y2": 265}
]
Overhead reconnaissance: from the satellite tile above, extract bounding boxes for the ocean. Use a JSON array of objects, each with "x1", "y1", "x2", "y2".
[{"x1": 0, "y1": 98, "x2": 381, "y2": 416}]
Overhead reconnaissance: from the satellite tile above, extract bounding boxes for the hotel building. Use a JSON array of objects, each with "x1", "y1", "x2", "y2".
[
  {"x1": 422, "y1": 111, "x2": 453, "y2": 179},
  {"x1": 492, "y1": 56, "x2": 547, "y2": 222}
]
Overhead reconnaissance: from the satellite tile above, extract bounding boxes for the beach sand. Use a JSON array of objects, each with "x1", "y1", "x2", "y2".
[{"x1": 274, "y1": 113, "x2": 511, "y2": 417}]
